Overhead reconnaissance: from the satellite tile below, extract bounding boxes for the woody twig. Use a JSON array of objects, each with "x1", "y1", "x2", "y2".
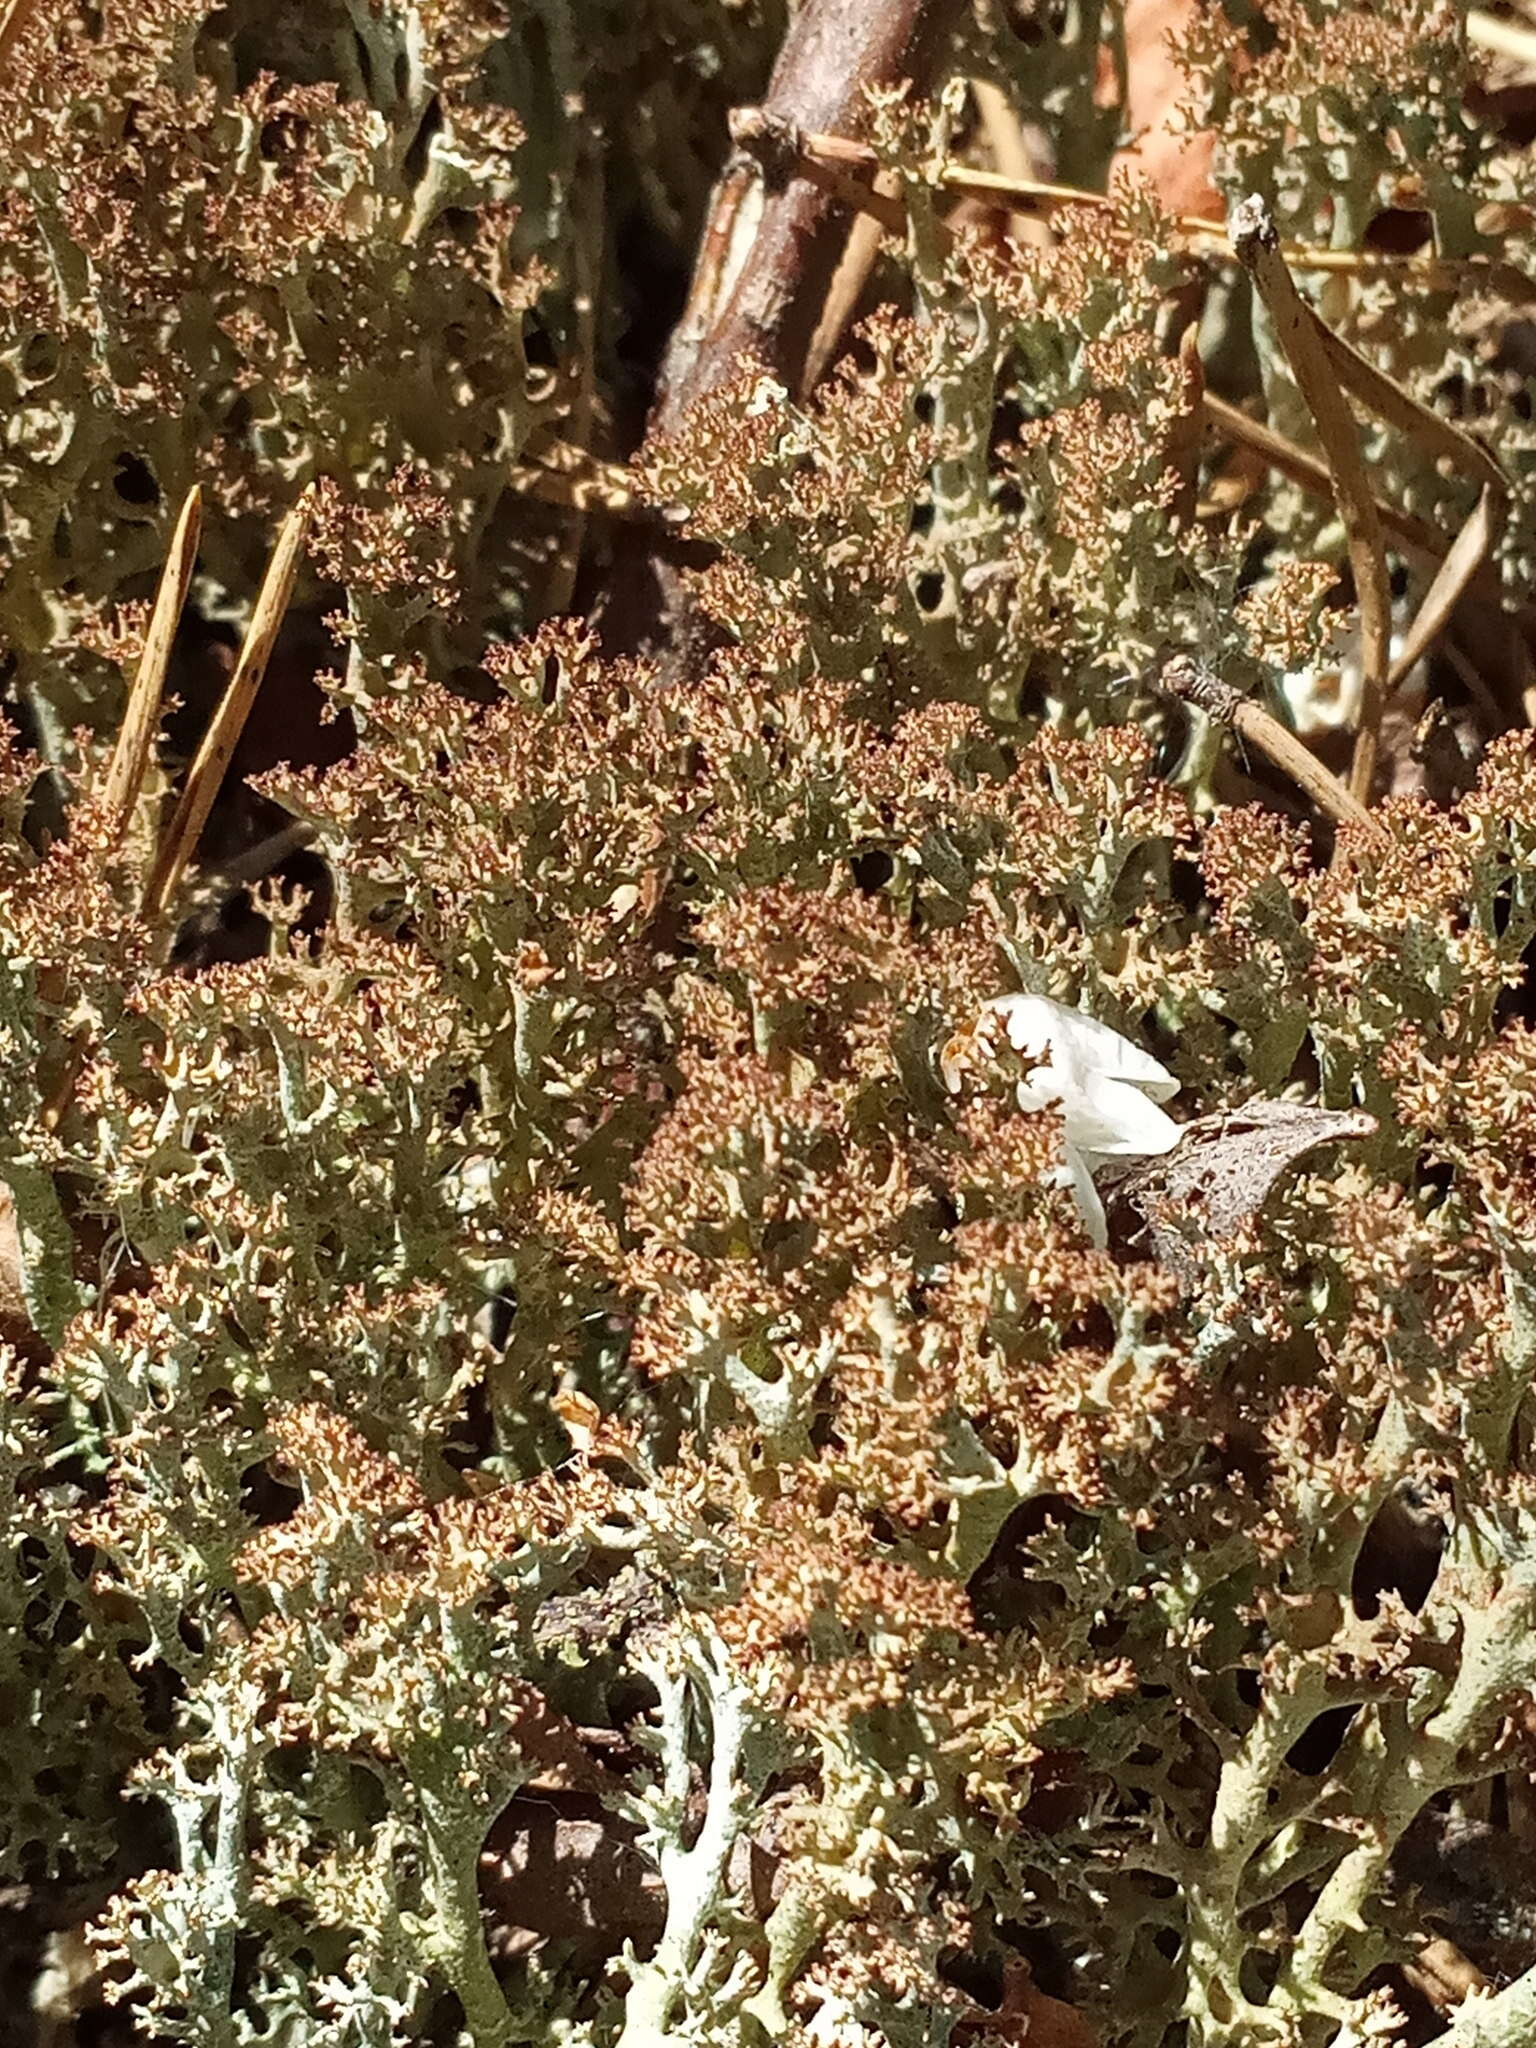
[{"x1": 1155, "y1": 652, "x2": 1389, "y2": 848}]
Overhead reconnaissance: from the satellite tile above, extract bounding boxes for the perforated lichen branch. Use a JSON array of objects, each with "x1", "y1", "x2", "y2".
[
  {"x1": 615, "y1": 1627, "x2": 773, "y2": 2046},
  {"x1": 1269, "y1": 1563, "x2": 1536, "y2": 2032}
]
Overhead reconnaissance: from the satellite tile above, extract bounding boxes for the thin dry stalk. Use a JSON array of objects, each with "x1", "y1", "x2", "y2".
[
  {"x1": 1232, "y1": 195, "x2": 1391, "y2": 807},
  {"x1": 1233, "y1": 223, "x2": 1509, "y2": 715},
  {"x1": 1388, "y1": 486, "x2": 1501, "y2": 691},
  {"x1": 1167, "y1": 325, "x2": 1204, "y2": 528},
  {"x1": 782, "y1": 125, "x2": 1536, "y2": 292},
  {"x1": 0, "y1": 0, "x2": 41, "y2": 73},
  {"x1": 142, "y1": 488, "x2": 315, "y2": 922},
  {"x1": 1156, "y1": 653, "x2": 1389, "y2": 846},
  {"x1": 1201, "y1": 392, "x2": 1460, "y2": 576},
  {"x1": 970, "y1": 79, "x2": 1053, "y2": 251},
  {"x1": 101, "y1": 484, "x2": 203, "y2": 842},
  {"x1": 801, "y1": 188, "x2": 893, "y2": 394},
  {"x1": 1308, "y1": 314, "x2": 1508, "y2": 504}
]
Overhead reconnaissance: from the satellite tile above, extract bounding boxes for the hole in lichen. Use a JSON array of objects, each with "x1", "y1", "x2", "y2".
[
  {"x1": 240, "y1": 1457, "x2": 302, "y2": 1528},
  {"x1": 1354, "y1": 1481, "x2": 1446, "y2": 1617},
  {"x1": 20, "y1": 332, "x2": 58, "y2": 382},
  {"x1": 112, "y1": 452, "x2": 160, "y2": 507},
  {"x1": 967, "y1": 1493, "x2": 1079, "y2": 1633},
  {"x1": 939, "y1": 1946, "x2": 1005, "y2": 2008},
  {"x1": 402, "y1": 91, "x2": 442, "y2": 195},
  {"x1": 1364, "y1": 208, "x2": 1432, "y2": 256},
  {"x1": 1287, "y1": 1703, "x2": 1355, "y2": 1775},
  {"x1": 914, "y1": 571, "x2": 946, "y2": 614},
  {"x1": 851, "y1": 846, "x2": 894, "y2": 894}
]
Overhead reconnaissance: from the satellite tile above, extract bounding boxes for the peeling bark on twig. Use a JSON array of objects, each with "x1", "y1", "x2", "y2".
[{"x1": 652, "y1": 0, "x2": 964, "y2": 435}]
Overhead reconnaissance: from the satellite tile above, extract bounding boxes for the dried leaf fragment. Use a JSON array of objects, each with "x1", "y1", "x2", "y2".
[{"x1": 1116, "y1": 1099, "x2": 1377, "y2": 1282}]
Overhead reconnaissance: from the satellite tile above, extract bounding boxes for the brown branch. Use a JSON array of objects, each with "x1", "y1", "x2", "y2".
[
  {"x1": 1155, "y1": 652, "x2": 1390, "y2": 847},
  {"x1": 1232, "y1": 195, "x2": 1392, "y2": 808},
  {"x1": 652, "y1": 0, "x2": 965, "y2": 435}
]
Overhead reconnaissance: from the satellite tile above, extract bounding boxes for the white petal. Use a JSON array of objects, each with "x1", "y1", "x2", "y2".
[
  {"x1": 1067, "y1": 1072, "x2": 1183, "y2": 1157},
  {"x1": 986, "y1": 993, "x2": 1179, "y2": 1102},
  {"x1": 1063, "y1": 1144, "x2": 1109, "y2": 1248}
]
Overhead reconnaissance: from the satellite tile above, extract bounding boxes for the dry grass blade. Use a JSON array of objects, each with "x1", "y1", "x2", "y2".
[
  {"x1": 142, "y1": 487, "x2": 315, "y2": 922},
  {"x1": 1250, "y1": 239, "x2": 1510, "y2": 713},
  {"x1": 1309, "y1": 314, "x2": 1508, "y2": 504},
  {"x1": 1156, "y1": 653, "x2": 1389, "y2": 846},
  {"x1": 1468, "y1": 6, "x2": 1536, "y2": 68},
  {"x1": 102, "y1": 483, "x2": 203, "y2": 841},
  {"x1": 1202, "y1": 391, "x2": 1463, "y2": 577},
  {"x1": 1167, "y1": 324, "x2": 1204, "y2": 528},
  {"x1": 801, "y1": 189, "x2": 892, "y2": 393},
  {"x1": 0, "y1": 0, "x2": 42, "y2": 72},
  {"x1": 1232, "y1": 195, "x2": 1391, "y2": 807},
  {"x1": 968, "y1": 81, "x2": 1056, "y2": 250},
  {"x1": 1388, "y1": 486, "x2": 1501, "y2": 691}
]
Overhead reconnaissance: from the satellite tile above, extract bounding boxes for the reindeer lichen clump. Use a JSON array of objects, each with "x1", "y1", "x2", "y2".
[{"x1": 3, "y1": 3, "x2": 1536, "y2": 2047}]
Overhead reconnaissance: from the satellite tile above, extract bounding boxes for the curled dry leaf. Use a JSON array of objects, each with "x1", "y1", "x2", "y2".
[
  {"x1": 1103, "y1": 0, "x2": 1222, "y2": 219},
  {"x1": 1114, "y1": 1098, "x2": 1378, "y2": 1283}
]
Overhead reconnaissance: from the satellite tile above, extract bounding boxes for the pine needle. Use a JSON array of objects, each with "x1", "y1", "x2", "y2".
[
  {"x1": 1233, "y1": 196, "x2": 1392, "y2": 809},
  {"x1": 142, "y1": 487, "x2": 314, "y2": 923},
  {"x1": 102, "y1": 483, "x2": 202, "y2": 843},
  {"x1": 0, "y1": 0, "x2": 41, "y2": 74}
]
